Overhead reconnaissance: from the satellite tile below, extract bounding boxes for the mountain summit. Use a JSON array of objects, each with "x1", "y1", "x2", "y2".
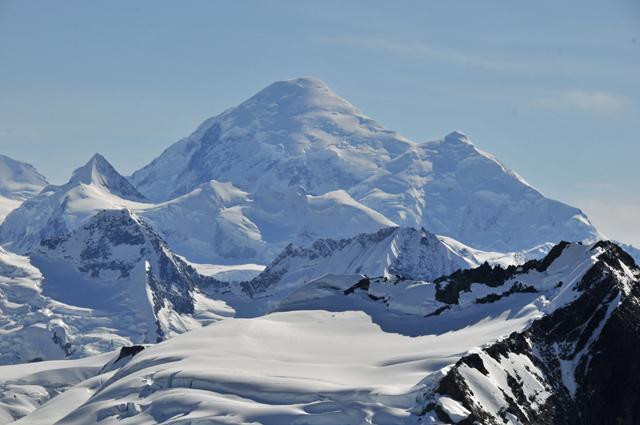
[
  {"x1": 0, "y1": 154, "x2": 48, "y2": 200},
  {"x1": 130, "y1": 77, "x2": 600, "y2": 253},
  {"x1": 0, "y1": 154, "x2": 48, "y2": 222},
  {"x1": 131, "y1": 77, "x2": 413, "y2": 202},
  {"x1": 69, "y1": 154, "x2": 147, "y2": 202}
]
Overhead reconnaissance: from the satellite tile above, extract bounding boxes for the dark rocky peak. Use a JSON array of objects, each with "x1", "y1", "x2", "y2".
[{"x1": 420, "y1": 241, "x2": 640, "y2": 424}]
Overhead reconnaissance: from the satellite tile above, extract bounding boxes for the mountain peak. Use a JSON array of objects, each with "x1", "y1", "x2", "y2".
[
  {"x1": 71, "y1": 153, "x2": 115, "y2": 182},
  {"x1": 70, "y1": 154, "x2": 147, "y2": 202},
  {"x1": 260, "y1": 77, "x2": 332, "y2": 98},
  {"x1": 236, "y1": 76, "x2": 360, "y2": 118},
  {"x1": 88, "y1": 152, "x2": 109, "y2": 165},
  {"x1": 0, "y1": 154, "x2": 48, "y2": 200}
]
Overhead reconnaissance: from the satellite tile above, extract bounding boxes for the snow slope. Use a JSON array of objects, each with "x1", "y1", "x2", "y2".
[
  {"x1": 0, "y1": 352, "x2": 114, "y2": 424},
  {"x1": 183, "y1": 259, "x2": 265, "y2": 282},
  {"x1": 24, "y1": 310, "x2": 539, "y2": 425},
  {"x1": 130, "y1": 77, "x2": 601, "y2": 253},
  {"x1": 0, "y1": 154, "x2": 48, "y2": 224},
  {"x1": 8, "y1": 240, "x2": 634, "y2": 424},
  {"x1": 274, "y1": 241, "x2": 608, "y2": 336},
  {"x1": 141, "y1": 180, "x2": 395, "y2": 263}
]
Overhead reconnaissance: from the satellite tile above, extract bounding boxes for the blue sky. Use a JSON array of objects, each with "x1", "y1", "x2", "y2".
[{"x1": 1, "y1": 0, "x2": 638, "y2": 245}]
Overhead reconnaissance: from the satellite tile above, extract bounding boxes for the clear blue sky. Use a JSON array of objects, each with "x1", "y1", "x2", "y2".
[{"x1": 1, "y1": 0, "x2": 638, "y2": 245}]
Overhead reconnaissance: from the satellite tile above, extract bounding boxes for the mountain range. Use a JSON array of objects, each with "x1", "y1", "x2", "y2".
[
  {"x1": 0, "y1": 77, "x2": 637, "y2": 425},
  {"x1": 0, "y1": 78, "x2": 603, "y2": 265},
  {"x1": 130, "y1": 77, "x2": 601, "y2": 254},
  {"x1": 2, "y1": 239, "x2": 637, "y2": 424}
]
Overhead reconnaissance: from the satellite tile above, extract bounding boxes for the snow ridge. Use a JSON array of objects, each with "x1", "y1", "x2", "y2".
[{"x1": 246, "y1": 226, "x2": 476, "y2": 297}]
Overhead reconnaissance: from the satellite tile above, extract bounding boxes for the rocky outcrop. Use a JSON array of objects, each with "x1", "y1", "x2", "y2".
[{"x1": 420, "y1": 241, "x2": 640, "y2": 424}]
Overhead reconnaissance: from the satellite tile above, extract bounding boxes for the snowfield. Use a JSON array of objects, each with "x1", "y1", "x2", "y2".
[
  {"x1": 2, "y1": 308, "x2": 540, "y2": 425},
  {"x1": 1, "y1": 240, "x2": 632, "y2": 424}
]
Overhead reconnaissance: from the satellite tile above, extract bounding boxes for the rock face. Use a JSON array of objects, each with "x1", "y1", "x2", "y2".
[
  {"x1": 130, "y1": 77, "x2": 600, "y2": 254},
  {"x1": 420, "y1": 241, "x2": 640, "y2": 425},
  {"x1": 616, "y1": 240, "x2": 640, "y2": 266},
  {"x1": 0, "y1": 154, "x2": 48, "y2": 223},
  {"x1": 0, "y1": 209, "x2": 230, "y2": 365},
  {"x1": 34, "y1": 209, "x2": 227, "y2": 341}
]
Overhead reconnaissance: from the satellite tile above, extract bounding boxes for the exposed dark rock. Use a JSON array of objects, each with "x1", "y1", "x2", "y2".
[
  {"x1": 475, "y1": 282, "x2": 537, "y2": 304},
  {"x1": 343, "y1": 277, "x2": 371, "y2": 295},
  {"x1": 115, "y1": 345, "x2": 145, "y2": 363},
  {"x1": 420, "y1": 241, "x2": 640, "y2": 425},
  {"x1": 434, "y1": 241, "x2": 570, "y2": 304}
]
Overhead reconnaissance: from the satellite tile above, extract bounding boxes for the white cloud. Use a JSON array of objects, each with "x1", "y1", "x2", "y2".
[
  {"x1": 317, "y1": 35, "x2": 639, "y2": 82},
  {"x1": 317, "y1": 35, "x2": 547, "y2": 73},
  {"x1": 531, "y1": 90, "x2": 631, "y2": 115}
]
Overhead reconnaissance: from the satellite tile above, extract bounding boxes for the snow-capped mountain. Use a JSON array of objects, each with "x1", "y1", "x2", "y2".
[
  {"x1": 0, "y1": 154, "x2": 48, "y2": 223},
  {"x1": 0, "y1": 154, "x2": 149, "y2": 254},
  {"x1": 130, "y1": 77, "x2": 600, "y2": 253},
  {"x1": 273, "y1": 241, "x2": 620, "y2": 335},
  {"x1": 131, "y1": 77, "x2": 416, "y2": 202},
  {"x1": 6, "y1": 240, "x2": 637, "y2": 424},
  {"x1": 0, "y1": 78, "x2": 602, "y2": 265},
  {"x1": 245, "y1": 226, "x2": 522, "y2": 298},
  {"x1": 0, "y1": 209, "x2": 230, "y2": 365},
  {"x1": 0, "y1": 77, "x2": 631, "y2": 424},
  {"x1": 419, "y1": 241, "x2": 640, "y2": 424}
]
